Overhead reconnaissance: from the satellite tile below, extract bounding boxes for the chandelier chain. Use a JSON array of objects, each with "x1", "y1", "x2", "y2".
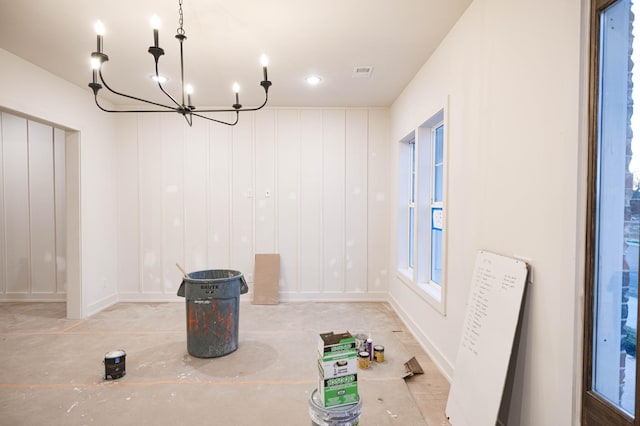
[{"x1": 177, "y1": 0, "x2": 185, "y2": 36}]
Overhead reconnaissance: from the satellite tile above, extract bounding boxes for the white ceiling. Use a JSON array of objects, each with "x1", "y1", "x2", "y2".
[{"x1": 0, "y1": 0, "x2": 472, "y2": 108}]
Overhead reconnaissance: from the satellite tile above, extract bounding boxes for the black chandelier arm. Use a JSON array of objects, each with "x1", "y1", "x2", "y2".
[
  {"x1": 189, "y1": 110, "x2": 240, "y2": 126},
  {"x1": 153, "y1": 61, "x2": 182, "y2": 108},
  {"x1": 93, "y1": 94, "x2": 185, "y2": 113},
  {"x1": 98, "y1": 68, "x2": 177, "y2": 111},
  {"x1": 195, "y1": 88, "x2": 270, "y2": 114},
  {"x1": 94, "y1": 95, "x2": 238, "y2": 126}
]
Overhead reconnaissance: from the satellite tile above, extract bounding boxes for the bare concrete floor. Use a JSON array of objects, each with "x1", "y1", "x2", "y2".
[{"x1": 0, "y1": 301, "x2": 451, "y2": 425}]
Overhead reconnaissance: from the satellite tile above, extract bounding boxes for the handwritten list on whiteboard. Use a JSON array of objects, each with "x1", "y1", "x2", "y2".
[{"x1": 446, "y1": 251, "x2": 529, "y2": 426}]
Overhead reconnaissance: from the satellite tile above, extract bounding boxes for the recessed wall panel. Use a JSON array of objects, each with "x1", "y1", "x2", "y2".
[
  {"x1": 276, "y1": 110, "x2": 300, "y2": 293},
  {"x1": 161, "y1": 117, "x2": 185, "y2": 292},
  {"x1": 322, "y1": 110, "x2": 346, "y2": 293},
  {"x1": 28, "y1": 120, "x2": 56, "y2": 294},
  {"x1": 255, "y1": 110, "x2": 276, "y2": 254},
  {"x1": 116, "y1": 115, "x2": 140, "y2": 294},
  {"x1": 299, "y1": 110, "x2": 323, "y2": 293},
  {"x1": 345, "y1": 110, "x2": 368, "y2": 292},
  {"x1": 231, "y1": 114, "x2": 254, "y2": 276},
  {"x1": 54, "y1": 128, "x2": 66, "y2": 293},
  {"x1": 368, "y1": 109, "x2": 390, "y2": 292},
  {"x1": 2, "y1": 113, "x2": 29, "y2": 293},
  {"x1": 184, "y1": 119, "x2": 209, "y2": 272},
  {"x1": 138, "y1": 114, "x2": 164, "y2": 293},
  {"x1": 209, "y1": 115, "x2": 233, "y2": 268}
]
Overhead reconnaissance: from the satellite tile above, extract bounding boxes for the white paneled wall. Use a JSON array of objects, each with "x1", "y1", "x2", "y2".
[
  {"x1": 117, "y1": 108, "x2": 390, "y2": 300},
  {"x1": 0, "y1": 112, "x2": 66, "y2": 300}
]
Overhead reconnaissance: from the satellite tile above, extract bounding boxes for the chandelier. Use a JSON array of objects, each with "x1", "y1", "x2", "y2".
[{"x1": 88, "y1": 0, "x2": 272, "y2": 126}]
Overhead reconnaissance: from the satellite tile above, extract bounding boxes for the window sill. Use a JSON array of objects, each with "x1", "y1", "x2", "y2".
[{"x1": 397, "y1": 271, "x2": 446, "y2": 316}]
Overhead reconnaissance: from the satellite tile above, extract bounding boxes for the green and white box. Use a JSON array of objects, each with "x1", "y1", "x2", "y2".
[
  {"x1": 317, "y1": 331, "x2": 359, "y2": 408},
  {"x1": 318, "y1": 356, "x2": 358, "y2": 380},
  {"x1": 317, "y1": 373, "x2": 359, "y2": 408},
  {"x1": 318, "y1": 332, "x2": 356, "y2": 359}
]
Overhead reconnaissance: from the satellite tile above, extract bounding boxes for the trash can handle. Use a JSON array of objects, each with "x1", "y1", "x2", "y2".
[{"x1": 240, "y1": 275, "x2": 249, "y2": 294}]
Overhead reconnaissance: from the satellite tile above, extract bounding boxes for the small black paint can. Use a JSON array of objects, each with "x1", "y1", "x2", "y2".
[{"x1": 104, "y1": 350, "x2": 126, "y2": 380}]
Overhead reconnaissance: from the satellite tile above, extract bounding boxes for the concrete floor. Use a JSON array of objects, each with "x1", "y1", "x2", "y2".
[{"x1": 0, "y1": 301, "x2": 451, "y2": 425}]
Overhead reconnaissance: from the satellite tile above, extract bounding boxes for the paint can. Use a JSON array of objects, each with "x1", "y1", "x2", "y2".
[
  {"x1": 373, "y1": 345, "x2": 385, "y2": 363},
  {"x1": 308, "y1": 388, "x2": 362, "y2": 426},
  {"x1": 357, "y1": 351, "x2": 370, "y2": 369},
  {"x1": 104, "y1": 350, "x2": 126, "y2": 380},
  {"x1": 354, "y1": 334, "x2": 367, "y2": 353}
]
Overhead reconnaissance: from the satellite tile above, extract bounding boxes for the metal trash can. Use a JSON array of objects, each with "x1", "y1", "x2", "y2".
[{"x1": 177, "y1": 269, "x2": 249, "y2": 358}]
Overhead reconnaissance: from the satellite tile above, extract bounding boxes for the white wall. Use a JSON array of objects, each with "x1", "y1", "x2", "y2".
[
  {"x1": 115, "y1": 108, "x2": 391, "y2": 300},
  {"x1": 0, "y1": 113, "x2": 66, "y2": 300},
  {"x1": 389, "y1": 0, "x2": 584, "y2": 425},
  {"x1": 0, "y1": 48, "x2": 119, "y2": 318}
]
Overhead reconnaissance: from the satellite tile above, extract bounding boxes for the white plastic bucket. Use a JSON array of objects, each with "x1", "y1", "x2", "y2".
[{"x1": 308, "y1": 388, "x2": 362, "y2": 426}]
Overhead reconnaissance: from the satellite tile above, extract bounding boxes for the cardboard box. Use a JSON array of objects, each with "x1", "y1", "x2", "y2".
[
  {"x1": 318, "y1": 331, "x2": 356, "y2": 360},
  {"x1": 318, "y1": 356, "x2": 358, "y2": 379},
  {"x1": 317, "y1": 372, "x2": 359, "y2": 408},
  {"x1": 317, "y1": 331, "x2": 359, "y2": 408},
  {"x1": 252, "y1": 254, "x2": 280, "y2": 305}
]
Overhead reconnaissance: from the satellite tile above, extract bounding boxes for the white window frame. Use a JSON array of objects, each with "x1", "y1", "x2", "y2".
[
  {"x1": 396, "y1": 107, "x2": 448, "y2": 315},
  {"x1": 397, "y1": 132, "x2": 416, "y2": 276}
]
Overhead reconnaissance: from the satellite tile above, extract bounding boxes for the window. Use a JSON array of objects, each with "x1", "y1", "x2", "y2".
[
  {"x1": 431, "y1": 124, "x2": 444, "y2": 285},
  {"x1": 397, "y1": 109, "x2": 446, "y2": 313},
  {"x1": 409, "y1": 139, "x2": 416, "y2": 270},
  {"x1": 584, "y1": 0, "x2": 640, "y2": 423}
]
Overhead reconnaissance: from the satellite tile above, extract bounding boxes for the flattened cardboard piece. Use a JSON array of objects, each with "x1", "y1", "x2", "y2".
[
  {"x1": 402, "y1": 356, "x2": 424, "y2": 379},
  {"x1": 252, "y1": 254, "x2": 280, "y2": 305}
]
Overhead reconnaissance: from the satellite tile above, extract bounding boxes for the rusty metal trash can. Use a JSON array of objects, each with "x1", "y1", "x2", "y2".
[{"x1": 177, "y1": 270, "x2": 249, "y2": 358}]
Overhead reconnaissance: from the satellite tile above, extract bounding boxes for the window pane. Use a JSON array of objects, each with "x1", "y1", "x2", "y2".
[
  {"x1": 435, "y1": 125, "x2": 444, "y2": 163},
  {"x1": 431, "y1": 207, "x2": 443, "y2": 285},
  {"x1": 409, "y1": 206, "x2": 415, "y2": 269},
  {"x1": 593, "y1": 0, "x2": 637, "y2": 415},
  {"x1": 434, "y1": 125, "x2": 444, "y2": 202},
  {"x1": 431, "y1": 228, "x2": 442, "y2": 285},
  {"x1": 434, "y1": 166, "x2": 443, "y2": 203},
  {"x1": 410, "y1": 142, "x2": 416, "y2": 203}
]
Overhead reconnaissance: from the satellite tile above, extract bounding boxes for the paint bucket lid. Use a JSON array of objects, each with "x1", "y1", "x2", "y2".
[
  {"x1": 105, "y1": 350, "x2": 126, "y2": 359},
  {"x1": 308, "y1": 388, "x2": 362, "y2": 426}
]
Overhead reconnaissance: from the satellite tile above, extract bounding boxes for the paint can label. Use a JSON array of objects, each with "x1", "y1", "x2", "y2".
[
  {"x1": 104, "y1": 350, "x2": 127, "y2": 380},
  {"x1": 373, "y1": 345, "x2": 384, "y2": 363},
  {"x1": 358, "y1": 351, "x2": 370, "y2": 369}
]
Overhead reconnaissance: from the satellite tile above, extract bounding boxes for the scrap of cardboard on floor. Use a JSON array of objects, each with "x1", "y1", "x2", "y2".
[
  {"x1": 252, "y1": 254, "x2": 280, "y2": 305},
  {"x1": 403, "y1": 356, "x2": 424, "y2": 379}
]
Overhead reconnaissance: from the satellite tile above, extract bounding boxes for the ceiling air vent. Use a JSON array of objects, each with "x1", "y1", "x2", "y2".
[{"x1": 352, "y1": 66, "x2": 373, "y2": 78}]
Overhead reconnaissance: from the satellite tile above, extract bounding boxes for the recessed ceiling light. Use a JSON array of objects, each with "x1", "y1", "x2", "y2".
[
  {"x1": 306, "y1": 75, "x2": 322, "y2": 86},
  {"x1": 151, "y1": 74, "x2": 168, "y2": 84}
]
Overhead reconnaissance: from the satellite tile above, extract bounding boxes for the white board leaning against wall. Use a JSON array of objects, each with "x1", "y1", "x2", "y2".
[{"x1": 446, "y1": 251, "x2": 529, "y2": 426}]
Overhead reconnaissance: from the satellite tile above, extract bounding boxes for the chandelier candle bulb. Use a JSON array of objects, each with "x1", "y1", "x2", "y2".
[
  {"x1": 90, "y1": 57, "x2": 100, "y2": 84},
  {"x1": 261, "y1": 54, "x2": 269, "y2": 81},
  {"x1": 94, "y1": 20, "x2": 105, "y2": 53},
  {"x1": 151, "y1": 15, "x2": 160, "y2": 48},
  {"x1": 185, "y1": 84, "x2": 193, "y2": 107}
]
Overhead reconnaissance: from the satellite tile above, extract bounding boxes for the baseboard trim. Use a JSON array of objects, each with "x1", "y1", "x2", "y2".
[
  {"x1": 0, "y1": 293, "x2": 66, "y2": 302},
  {"x1": 388, "y1": 291, "x2": 454, "y2": 381},
  {"x1": 86, "y1": 293, "x2": 119, "y2": 317}
]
